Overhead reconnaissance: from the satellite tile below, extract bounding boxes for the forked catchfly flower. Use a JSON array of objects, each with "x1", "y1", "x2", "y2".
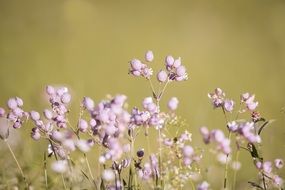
[
  {"x1": 0, "y1": 50, "x2": 283, "y2": 190},
  {"x1": 129, "y1": 50, "x2": 188, "y2": 83}
]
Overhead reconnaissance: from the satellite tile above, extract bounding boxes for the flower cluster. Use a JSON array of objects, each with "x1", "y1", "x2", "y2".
[
  {"x1": 130, "y1": 97, "x2": 165, "y2": 129},
  {"x1": 0, "y1": 97, "x2": 28, "y2": 130},
  {"x1": 129, "y1": 51, "x2": 154, "y2": 79},
  {"x1": 227, "y1": 121, "x2": 261, "y2": 143},
  {"x1": 208, "y1": 88, "x2": 235, "y2": 112},
  {"x1": 129, "y1": 51, "x2": 188, "y2": 83},
  {"x1": 200, "y1": 127, "x2": 231, "y2": 154},
  {"x1": 0, "y1": 52, "x2": 284, "y2": 190},
  {"x1": 255, "y1": 159, "x2": 284, "y2": 188}
]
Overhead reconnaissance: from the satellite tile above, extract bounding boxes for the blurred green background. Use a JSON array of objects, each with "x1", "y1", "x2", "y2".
[{"x1": 0, "y1": 0, "x2": 285, "y2": 189}]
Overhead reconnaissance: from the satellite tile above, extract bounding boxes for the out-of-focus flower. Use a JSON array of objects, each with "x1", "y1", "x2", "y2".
[
  {"x1": 51, "y1": 160, "x2": 68, "y2": 173},
  {"x1": 145, "y1": 50, "x2": 154, "y2": 62},
  {"x1": 274, "y1": 159, "x2": 284, "y2": 169},
  {"x1": 231, "y1": 161, "x2": 241, "y2": 171},
  {"x1": 224, "y1": 99, "x2": 235, "y2": 112},
  {"x1": 197, "y1": 181, "x2": 210, "y2": 190},
  {"x1": 102, "y1": 169, "x2": 115, "y2": 181},
  {"x1": 129, "y1": 58, "x2": 153, "y2": 79},
  {"x1": 241, "y1": 93, "x2": 258, "y2": 111},
  {"x1": 200, "y1": 127, "x2": 231, "y2": 154},
  {"x1": 227, "y1": 121, "x2": 238, "y2": 132},
  {"x1": 82, "y1": 97, "x2": 95, "y2": 111},
  {"x1": 157, "y1": 70, "x2": 168, "y2": 83},
  {"x1": 273, "y1": 175, "x2": 284, "y2": 188},
  {"x1": 263, "y1": 161, "x2": 272, "y2": 174},
  {"x1": 167, "y1": 97, "x2": 179, "y2": 111},
  {"x1": 78, "y1": 119, "x2": 88, "y2": 133},
  {"x1": 208, "y1": 88, "x2": 225, "y2": 108},
  {"x1": 76, "y1": 139, "x2": 91, "y2": 153}
]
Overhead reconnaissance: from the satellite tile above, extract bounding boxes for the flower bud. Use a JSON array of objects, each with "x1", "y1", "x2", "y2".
[
  {"x1": 15, "y1": 97, "x2": 23, "y2": 107},
  {"x1": 30, "y1": 111, "x2": 40, "y2": 121},
  {"x1": 157, "y1": 70, "x2": 168, "y2": 83},
  {"x1": 46, "y1": 85, "x2": 55, "y2": 95},
  {"x1": 165, "y1": 55, "x2": 174, "y2": 67},
  {"x1": 83, "y1": 97, "x2": 95, "y2": 111},
  {"x1": 7, "y1": 98, "x2": 18, "y2": 110},
  {"x1": 167, "y1": 97, "x2": 179, "y2": 111},
  {"x1": 173, "y1": 58, "x2": 181, "y2": 68},
  {"x1": 43, "y1": 109, "x2": 53, "y2": 120},
  {"x1": 130, "y1": 59, "x2": 142, "y2": 70},
  {"x1": 137, "y1": 148, "x2": 145, "y2": 158},
  {"x1": 176, "y1": 65, "x2": 186, "y2": 77},
  {"x1": 61, "y1": 93, "x2": 71, "y2": 104},
  {"x1": 78, "y1": 119, "x2": 88, "y2": 133},
  {"x1": 145, "y1": 50, "x2": 154, "y2": 62}
]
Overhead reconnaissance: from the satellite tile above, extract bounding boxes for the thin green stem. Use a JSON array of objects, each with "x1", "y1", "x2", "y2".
[
  {"x1": 158, "y1": 80, "x2": 170, "y2": 101},
  {"x1": 232, "y1": 149, "x2": 240, "y2": 189},
  {"x1": 5, "y1": 140, "x2": 29, "y2": 189},
  {"x1": 84, "y1": 153, "x2": 98, "y2": 189},
  {"x1": 61, "y1": 174, "x2": 67, "y2": 190},
  {"x1": 223, "y1": 132, "x2": 232, "y2": 189},
  {"x1": 148, "y1": 79, "x2": 156, "y2": 97},
  {"x1": 44, "y1": 152, "x2": 48, "y2": 189}
]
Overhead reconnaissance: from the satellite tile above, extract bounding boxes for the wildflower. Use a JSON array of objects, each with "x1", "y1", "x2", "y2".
[
  {"x1": 238, "y1": 122, "x2": 261, "y2": 143},
  {"x1": 30, "y1": 111, "x2": 40, "y2": 121},
  {"x1": 102, "y1": 169, "x2": 115, "y2": 181},
  {"x1": 165, "y1": 55, "x2": 175, "y2": 69},
  {"x1": 242, "y1": 93, "x2": 258, "y2": 111},
  {"x1": 167, "y1": 97, "x2": 179, "y2": 111},
  {"x1": 197, "y1": 181, "x2": 210, "y2": 190},
  {"x1": 227, "y1": 121, "x2": 238, "y2": 132},
  {"x1": 46, "y1": 85, "x2": 55, "y2": 95},
  {"x1": 224, "y1": 99, "x2": 234, "y2": 112},
  {"x1": 274, "y1": 159, "x2": 284, "y2": 169},
  {"x1": 208, "y1": 88, "x2": 225, "y2": 108},
  {"x1": 263, "y1": 161, "x2": 272, "y2": 174},
  {"x1": 61, "y1": 93, "x2": 71, "y2": 104},
  {"x1": 231, "y1": 161, "x2": 241, "y2": 170},
  {"x1": 129, "y1": 58, "x2": 153, "y2": 79},
  {"x1": 217, "y1": 153, "x2": 229, "y2": 164},
  {"x1": 183, "y1": 145, "x2": 194, "y2": 157},
  {"x1": 31, "y1": 127, "x2": 41, "y2": 140},
  {"x1": 51, "y1": 160, "x2": 68, "y2": 173},
  {"x1": 6, "y1": 97, "x2": 27, "y2": 129},
  {"x1": 138, "y1": 163, "x2": 153, "y2": 180},
  {"x1": 145, "y1": 50, "x2": 154, "y2": 62},
  {"x1": 7, "y1": 98, "x2": 18, "y2": 109},
  {"x1": 78, "y1": 119, "x2": 88, "y2": 133},
  {"x1": 200, "y1": 126, "x2": 210, "y2": 144},
  {"x1": 157, "y1": 70, "x2": 168, "y2": 82},
  {"x1": 76, "y1": 139, "x2": 91, "y2": 153},
  {"x1": 43, "y1": 109, "x2": 53, "y2": 120},
  {"x1": 273, "y1": 175, "x2": 284, "y2": 188},
  {"x1": 82, "y1": 97, "x2": 95, "y2": 111}
]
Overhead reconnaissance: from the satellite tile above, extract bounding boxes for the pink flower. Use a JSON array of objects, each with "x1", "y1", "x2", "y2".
[
  {"x1": 145, "y1": 50, "x2": 154, "y2": 62},
  {"x1": 274, "y1": 159, "x2": 284, "y2": 169},
  {"x1": 224, "y1": 99, "x2": 235, "y2": 112},
  {"x1": 167, "y1": 97, "x2": 179, "y2": 111}
]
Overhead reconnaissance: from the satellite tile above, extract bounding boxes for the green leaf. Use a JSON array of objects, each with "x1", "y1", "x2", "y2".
[
  {"x1": 248, "y1": 181, "x2": 264, "y2": 189},
  {"x1": 258, "y1": 120, "x2": 275, "y2": 135}
]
